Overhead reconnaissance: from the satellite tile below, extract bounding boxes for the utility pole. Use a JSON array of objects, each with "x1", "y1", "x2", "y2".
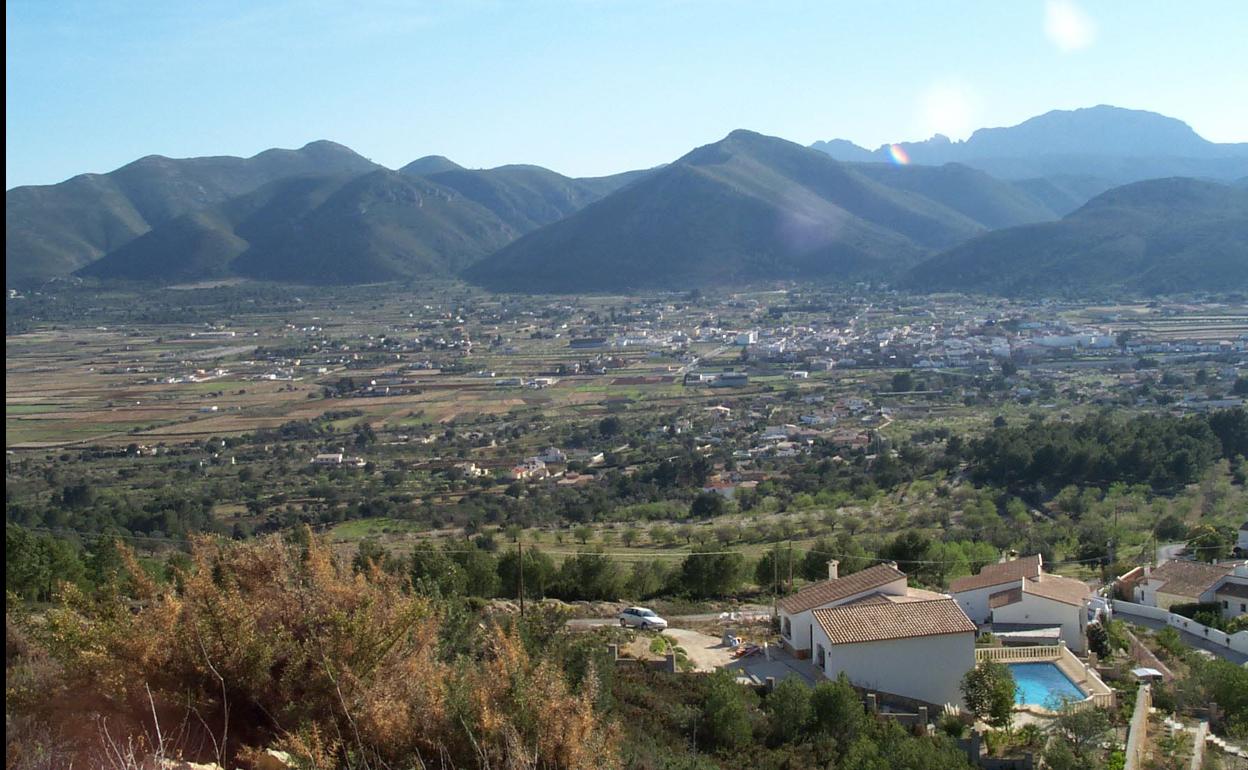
[
  {"x1": 772, "y1": 545, "x2": 779, "y2": 618},
  {"x1": 518, "y1": 537, "x2": 525, "y2": 616},
  {"x1": 787, "y1": 540, "x2": 794, "y2": 593}
]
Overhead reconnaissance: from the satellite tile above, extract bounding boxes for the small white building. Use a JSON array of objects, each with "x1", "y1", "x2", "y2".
[
  {"x1": 988, "y1": 573, "x2": 1092, "y2": 653},
  {"x1": 1213, "y1": 566, "x2": 1248, "y2": 620},
  {"x1": 949, "y1": 554, "x2": 1043, "y2": 625},
  {"x1": 1237, "y1": 523, "x2": 1248, "y2": 555},
  {"x1": 505, "y1": 458, "x2": 548, "y2": 481},
  {"x1": 811, "y1": 597, "x2": 977, "y2": 708},
  {"x1": 535, "y1": 447, "x2": 568, "y2": 464}
]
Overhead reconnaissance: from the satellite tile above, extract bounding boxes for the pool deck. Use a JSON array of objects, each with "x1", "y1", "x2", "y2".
[{"x1": 976, "y1": 643, "x2": 1115, "y2": 711}]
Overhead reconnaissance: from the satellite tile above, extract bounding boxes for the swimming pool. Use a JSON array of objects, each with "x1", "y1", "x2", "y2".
[{"x1": 1008, "y1": 662, "x2": 1086, "y2": 708}]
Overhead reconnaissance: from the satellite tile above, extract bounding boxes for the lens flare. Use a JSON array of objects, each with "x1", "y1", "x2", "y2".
[{"x1": 887, "y1": 144, "x2": 911, "y2": 165}]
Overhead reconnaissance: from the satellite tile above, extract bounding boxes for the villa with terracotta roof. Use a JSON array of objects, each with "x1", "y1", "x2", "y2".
[
  {"x1": 949, "y1": 554, "x2": 1043, "y2": 624},
  {"x1": 949, "y1": 553, "x2": 1094, "y2": 652},
  {"x1": 988, "y1": 573, "x2": 1093, "y2": 653},
  {"x1": 809, "y1": 594, "x2": 977, "y2": 707},
  {"x1": 1134, "y1": 560, "x2": 1248, "y2": 621},
  {"x1": 776, "y1": 561, "x2": 909, "y2": 653},
  {"x1": 776, "y1": 560, "x2": 977, "y2": 707}
]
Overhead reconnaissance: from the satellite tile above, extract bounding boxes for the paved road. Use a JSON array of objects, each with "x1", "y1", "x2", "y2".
[
  {"x1": 1155, "y1": 542, "x2": 1186, "y2": 565},
  {"x1": 566, "y1": 607, "x2": 773, "y2": 630},
  {"x1": 1123, "y1": 616, "x2": 1248, "y2": 666}
]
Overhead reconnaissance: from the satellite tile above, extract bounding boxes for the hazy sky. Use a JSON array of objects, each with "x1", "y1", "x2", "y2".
[{"x1": 6, "y1": 0, "x2": 1248, "y2": 188}]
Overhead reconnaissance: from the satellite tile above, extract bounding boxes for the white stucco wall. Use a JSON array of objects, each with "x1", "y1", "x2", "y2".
[
  {"x1": 1215, "y1": 577, "x2": 1248, "y2": 620},
  {"x1": 781, "y1": 609, "x2": 816, "y2": 653},
  {"x1": 992, "y1": 593, "x2": 1086, "y2": 653},
  {"x1": 814, "y1": 630, "x2": 975, "y2": 707},
  {"x1": 952, "y1": 584, "x2": 1010, "y2": 625}
]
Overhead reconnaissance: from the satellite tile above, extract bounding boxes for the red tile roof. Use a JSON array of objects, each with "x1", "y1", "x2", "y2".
[
  {"x1": 949, "y1": 555, "x2": 1043, "y2": 593},
  {"x1": 776, "y1": 563, "x2": 906, "y2": 614},
  {"x1": 1149, "y1": 561, "x2": 1234, "y2": 600},
  {"x1": 813, "y1": 597, "x2": 977, "y2": 645},
  {"x1": 1023, "y1": 574, "x2": 1091, "y2": 607}
]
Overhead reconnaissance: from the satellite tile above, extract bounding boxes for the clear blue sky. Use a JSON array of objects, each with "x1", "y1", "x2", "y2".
[{"x1": 6, "y1": 0, "x2": 1247, "y2": 189}]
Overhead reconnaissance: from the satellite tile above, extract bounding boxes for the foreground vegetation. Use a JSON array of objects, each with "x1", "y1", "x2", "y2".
[{"x1": 7, "y1": 531, "x2": 984, "y2": 770}]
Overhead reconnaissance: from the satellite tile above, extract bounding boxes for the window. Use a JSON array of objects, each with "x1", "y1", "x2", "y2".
[{"x1": 783, "y1": 617, "x2": 792, "y2": 638}]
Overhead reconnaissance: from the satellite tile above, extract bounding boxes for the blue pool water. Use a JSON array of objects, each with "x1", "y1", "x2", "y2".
[{"x1": 1008, "y1": 662, "x2": 1086, "y2": 707}]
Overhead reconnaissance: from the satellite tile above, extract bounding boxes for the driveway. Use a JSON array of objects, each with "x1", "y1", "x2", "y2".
[
  {"x1": 663, "y1": 627, "x2": 736, "y2": 672},
  {"x1": 565, "y1": 606, "x2": 773, "y2": 630}
]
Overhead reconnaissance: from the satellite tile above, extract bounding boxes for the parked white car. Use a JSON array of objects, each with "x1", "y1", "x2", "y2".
[{"x1": 618, "y1": 606, "x2": 668, "y2": 630}]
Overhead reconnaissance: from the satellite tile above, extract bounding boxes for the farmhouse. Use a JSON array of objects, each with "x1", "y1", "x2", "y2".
[{"x1": 1132, "y1": 560, "x2": 1238, "y2": 609}]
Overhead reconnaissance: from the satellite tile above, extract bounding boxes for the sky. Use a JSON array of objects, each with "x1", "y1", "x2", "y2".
[{"x1": 6, "y1": 0, "x2": 1248, "y2": 189}]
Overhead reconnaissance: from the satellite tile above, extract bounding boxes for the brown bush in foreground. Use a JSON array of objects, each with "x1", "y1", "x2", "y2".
[{"x1": 8, "y1": 530, "x2": 618, "y2": 770}]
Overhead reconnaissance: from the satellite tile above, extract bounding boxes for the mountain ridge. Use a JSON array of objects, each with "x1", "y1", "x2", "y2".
[
  {"x1": 813, "y1": 106, "x2": 1248, "y2": 183},
  {"x1": 904, "y1": 177, "x2": 1248, "y2": 296}
]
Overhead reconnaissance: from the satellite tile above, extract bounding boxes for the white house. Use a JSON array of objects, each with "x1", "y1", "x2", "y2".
[
  {"x1": 1213, "y1": 565, "x2": 1248, "y2": 620},
  {"x1": 776, "y1": 562, "x2": 908, "y2": 654},
  {"x1": 505, "y1": 458, "x2": 548, "y2": 481},
  {"x1": 1134, "y1": 560, "x2": 1238, "y2": 610},
  {"x1": 535, "y1": 447, "x2": 568, "y2": 464},
  {"x1": 987, "y1": 573, "x2": 1093, "y2": 653},
  {"x1": 949, "y1": 554, "x2": 1043, "y2": 625},
  {"x1": 810, "y1": 596, "x2": 977, "y2": 708}
]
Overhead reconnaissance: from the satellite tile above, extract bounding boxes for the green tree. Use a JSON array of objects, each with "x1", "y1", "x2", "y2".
[
  {"x1": 409, "y1": 543, "x2": 467, "y2": 596},
  {"x1": 677, "y1": 547, "x2": 745, "y2": 598},
  {"x1": 810, "y1": 674, "x2": 867, "y2": 746},
  {"x1": 690, "y1": 492, "x2": 727, "y2": 519},
  {"x1": 1047, "y1": 700, "x2": 1113, "y2": 761},
  {"x1": 700, "y1": 670, "x2": 754, "y2": 749},
  {"x1": 961, "y1": 660, "x2": 1016, "y2": 731},
  {"x1": 555, "y1": 553, "x2": 626, "y2": 601},
  {"x1": 765, "y1": 677, "x2": 812, "y2": 744},
  {"x1": 497, "y1": 546, "x2": 556, "y2": 599}
]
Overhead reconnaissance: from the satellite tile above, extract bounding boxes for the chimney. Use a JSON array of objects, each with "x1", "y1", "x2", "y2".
[
  {"x1": 827, "y1": 560, "x2": 840, "y2": 581},
  {"x1": 885, "y1": 560, "x2": 899, "y2": 571}
]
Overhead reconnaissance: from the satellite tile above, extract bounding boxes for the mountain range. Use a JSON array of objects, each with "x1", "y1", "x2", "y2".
[
  {"x1": 466, "y1": 130, "x2": 1050, "y2": 292},
  {"x1": 812, "y1": 105, "x2": 1248, "y2": 185},
  {"x1": 6, "y1": 141, "x2": 380, "y2": 285},
  {"x1": 7, "y1": 105, "x2": 1248, "y2": 296}
]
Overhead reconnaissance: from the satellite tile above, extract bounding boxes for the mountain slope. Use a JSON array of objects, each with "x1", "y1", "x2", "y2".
[
  {"x1": 1009, "y1": 176, "x2": 1118, "y2": 217},
  {"x1": 6, "y1": 141, "x2": 381, "y2": 285},
  {"x1": 407, "y1": 164, "x2": 636, "y2": 233},
  {"x1": 904, "y1": 178, "x2": 1248, "y2": 296},
  {"x1": 82, "y1": 170, "x2": 518, "y2": 285},
  {"x1": 80, "y1": 158, "x2": 656, "y2": 286},
  {"x1": 812, "y1": 106, "x2": 1248, "y2": 185},
  {"x1": 465, "y1": 130, "x2": 988, "y2": 292},
  {"x1": 847, "y1": 162, "x2": 1056, "y2": 228}
]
